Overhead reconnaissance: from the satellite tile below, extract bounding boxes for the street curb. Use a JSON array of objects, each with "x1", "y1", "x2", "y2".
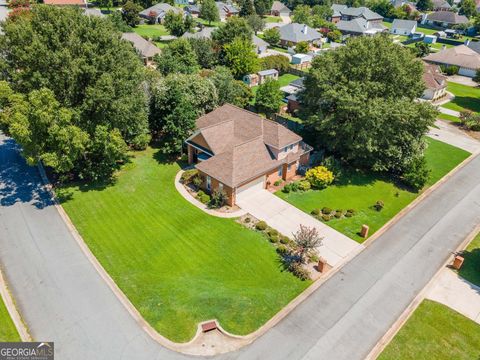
[
  {"x1": 365, "y1": 223, "x2": 480, "y2": 360},
  {"x1": 363, "y1": 150, "x2": 479, "y2": 247},
  {"x1": 0, "y1": 266, "x2": 32, "y2": 342}
]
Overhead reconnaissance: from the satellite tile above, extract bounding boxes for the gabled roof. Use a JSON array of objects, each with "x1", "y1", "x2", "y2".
[
  {"x1": 121, "y1": 32, "x2": 161, "y2": 58},
  {"x1": 391, "y1": 19, "x2": 417, "y2": 31},
  {"x1": 336, "y1": 17, "x2": 386, "y2": 34},
  {"x1": 426, "y1": 11, "x2": 468, "y2": 24},
  {"x1": 423, "y1": 62, "x2": 447, "y2": 90},
  {"x1": 139, "y1": 3, "x2": 182, "y2": 18},
  {"x1": 331, "y1": 3, "x2": 348, "y2": 17},
  {"x1": 216, "y1": 1, "x2": 239, "y2": 17},
  {"x1": 278, "y1": 23, "x2": 322, "y2": 43},
  {"x1": 253, "y1": 34, "x2": 268, "y2": 48},
  {"x1": 258, "y1": 69, "x2": 278, "y2": 76},
  {"x1": 271, "y1": 0, "x2": 290, "y2": 12},
  {"x1": 189, "y1": 104, "x2": 304, "y2": 187},
  {"x1": 432, "y1": 0, "x2": 452, "y2": 8},
  {"x1": 83, "y1": 8, "x2": 105, "y2": 16},
  {"x1": 424, "y1": 45, "x2": 480, "y2": 70},
  {"x1": 467, "y1": 40, "x2": 480, "y2": 54},
  {"x1": 335, "y1": 6, "x2": 383, "y2": 20}
]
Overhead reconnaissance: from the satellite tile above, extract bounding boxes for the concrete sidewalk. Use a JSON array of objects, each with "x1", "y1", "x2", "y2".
[
  {"x1": 236, "y1": 189, "x2": 363, "y2": 267},
  {"x1": 428, "y1": 120, "x2": 480, "y2": 154},
  {"x1": 438, "y1": 107, "x2": 460, "y2": 117},
  {"x1": 426, "y1": 269, "x2": 480, "y2": 324}
]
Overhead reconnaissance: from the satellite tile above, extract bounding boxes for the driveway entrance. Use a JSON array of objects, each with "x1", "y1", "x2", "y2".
[{"x1": 236, "y1": 189, "x2": 363, "y2": 267}]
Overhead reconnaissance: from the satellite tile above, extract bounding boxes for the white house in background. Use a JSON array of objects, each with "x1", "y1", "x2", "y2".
[
  {"x1": 424, "y1": 45, "x2": 480, "y2": 77},
  {"x1": 390, "y1": 19, "x2": 417, "y2": 35}
]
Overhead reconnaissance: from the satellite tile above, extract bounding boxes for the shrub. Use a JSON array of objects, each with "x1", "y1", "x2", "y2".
[
  {"x1": 321, "y1": 207, "x2": 332, "y2": 215},
  {"x1": 334, "y1": 211, "x2": 342, "y2": 218},
  {"x1": 181, "y1": 169, "x2": 199, "y2": 184},
  {"x1": 374, "y1": 200, "x2": 384, "y2": 211},
  {"x1": 347, "y1": 208, "x2": 355, "y2": 214},
  {"x1": 244, "y1": 217, "x2": 251, "y2": 223},
  {"x1": 192, "y1": 175, "x2": 202, "y2": 188},
  {"x1": 209, "y1": 189, "x2": 228, "y2": 208},
  {"x1": 282, "y1": 183, "x2": 291, "y2": 193},
  {"x1": 197, "y1": 190, "x2": 205, "y2": 197},
  {"x1": 309, "y1": 253, "x2": 319, "y2": 263},
  {"x1": 256, "y1": 221, "x2": 267, "y2": 231},
  {"x1": 322, "y1": 215, "x2": 330, "y2": 221},
  {"x1": 459, "y1": 110, "x2": 480, "y2": 131},
  {"x1": 440, "y1": 64, "x2": 459, "y2": 75},
  {"x1": 199, "y1": 193, "x2": 210, "y2": 204},
  {"x1": 269, "y1": 234, "x2": 279, "y2": 243},
  {"x1": 305, "y1": 166, "x2": 334, "y2": 189},
  {"x1": 345, "y1": 212, "x2": 353, "y2": 218},
  {"x1": 311, "y1": 208, "x2": 320, "y2": 216},
  {"x1": 276, "y1": 244, "x2": 288, "y2": 255},
  {"x1": 403, "y1": 156, "x2": 430, "y2": 191},
  {"x1": 280, "y1": 235, "x2": 290, "y2": 244},
  {"x1": 298, "y1": 180, "x2": 311, "y2": 191},
  {"x1": 274, "y1": 179, "x2": 283, "y2": 186},
  {"x1": 290, "y1": 181, "x2": 300, "y2": 192},
  {"x1": 267, "y1": 228, "x2": 279, "y2": 236},
  {"x1": 289, "y1": 262, "x2": 310, "y2": 281},
  {"x1": 130, "y1": 133, "x2": 151, "y2": 150}
]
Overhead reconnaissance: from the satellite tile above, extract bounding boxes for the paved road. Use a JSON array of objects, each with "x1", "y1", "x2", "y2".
[{"x1": 1, "y1": 132, "x2": 480, "y2": 360}]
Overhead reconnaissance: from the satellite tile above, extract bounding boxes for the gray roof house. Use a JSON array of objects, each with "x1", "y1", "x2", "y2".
[
  {"x1": 432, "y1": 0, "x2": 451, "y2": 10},
  {"x1": 121, "y1": 32, "x2": 161, "y2": 65},
  {"x1": 338, "y1": 6, "x2": 383, "y2": 21},
  {"x1": 278, "y1": 23, "x2": 322, "y2": 45},
  {"x1": 425, "y1": 11, "x2": 469, "y2": 28},
  {"x1": 331, "y1": 3, "x2": 347, "y2": 19},
  {"x1": 336, "y1": 17, "x2": 387, "y2": 35},
  {"x1": 390, "y1": 19, "x2": 417, "y2": 35},
  {"x1": 139, "y1": 3, "x2": 183, "y2": 23},
  {"x1": 216, "y1": 2, "x2": 239, "y2": 20},
  {"x1": 331, "y1": 5, "x2": 385, "y2": 35},
  {"x1": 270, "y1": 1, "x2": 291, "y2": 16}
]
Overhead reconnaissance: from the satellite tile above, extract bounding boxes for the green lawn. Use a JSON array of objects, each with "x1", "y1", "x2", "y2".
[
  {"x1": 277, "y1": 138, "x2": 470, "y2": 242},
  {"x1": 0, "y1": 296, "x2": 20, "y2": 342},
  {"x1": 133, "y1": 24, "x2": 169, "y2": 38},
  {"x1": 250, "y1": 73, "x2": 300, "y2": 104},
  {"x1": 57, "y1": 148, "x2": 309, "y2": 343},
  {"x1": 443, "y1": 82, "x2": 480, "y2": 114},
  {"x1": 264, "y1": 15, "x2": 282, "y2": 23},
  {"x1": 196, "y1": 18, "x2": 223, "y2": 28},
  {"x1": 379, "y1": 300, "x2": 480, "y2": 360},
  {"x1": 457, "y1": 232, "x2": 480, "y2": 287},
  {"x1": 437, "y1": 112, "x2": 461, "y2": 123}
]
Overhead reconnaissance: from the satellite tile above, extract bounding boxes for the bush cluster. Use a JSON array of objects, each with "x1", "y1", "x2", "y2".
[
  {"x1": 282, "y1": 180, "x2": 311, "y2": 193},
  {"x1": 305, "y1": 166, "x2": 334, "y2": 189},
  {"x1": 312, "y1": 207, "x2": 356, "y2": 222},
  {"x1": 196, "y1": 190, "x2": 210, "y2": 204},
  {"x1": 181, "y1": 169, "x2": 199, "y2": 184},
  {"x1": 374, "y1": 200, "x2": 384, "y2": 211}
]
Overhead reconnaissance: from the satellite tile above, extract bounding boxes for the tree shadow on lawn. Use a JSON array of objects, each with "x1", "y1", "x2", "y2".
[
  {"x1": 151, "y1": 145, "x2": 189, "y2": 169},
  {"x1": 0, "y1": 138, "x2": 54, "y2": 209},
  {"x1": 457, "y1": 248, "x2": 480, "y2": 288},
  {"x1": 451, "y1": 96, "x2": 480, "y2": 113}
]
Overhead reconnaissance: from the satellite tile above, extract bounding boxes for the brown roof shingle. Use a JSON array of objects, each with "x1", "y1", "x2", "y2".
[
  {"x1": 423, "y1": 63, "x2": 447, "y2": 90},
  {"x1": 424, "y1": 45, "x2": 480, "y2": 70}
]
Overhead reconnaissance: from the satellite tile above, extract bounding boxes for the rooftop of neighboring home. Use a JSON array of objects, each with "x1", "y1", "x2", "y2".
[
  {"x1": 467, "y1": 40, "x2": 480, "y2": 54},
  {"x1": 271, "y1": 0, "x2": 290, "y2": 13},
  {"x1": 426, "y1": 11, "x2": 469, "y2": 25},
  {"x1": 121, "y1": 32, "x2": 161, "y2": 59},
  {"x1": 182, "y1": 26, "x2": 216, "y2": 39},
  {"x1": 258, "y1": 69, "x2": 278, "y2": 76},
  {"x1": 391, "y1": 19, "x2": 417, "y2": 30},
  {"x1": 424, "y1": 45, "x2": 480, "y2": 70},
  {"x1": 43, "y1": 0, "x2": 85, "y2": 5},
  {"x1": 139, "y1": 3, "x2": 182, "y2": 18},
  {"x1": 336, "y1": 17, "x2": 386, "y2": 34},
  {"x1": 280, "y1": 77, "x2": 304, "y2": 95},
  {"x1": 187, "y1": 104, "x2": 307, "y2": 188},
  {"x1": 331, "y1": 4, "x2": 383, "y2": 21},
  {"x1": 83, "y1": 8, "x2": 105, "y2": 16},
  {"x1": 278, "y1": 23, "x2": 322, "y2": 43},
  {"x1": 423, "y1": 62, "x2": 447, "y2": 90},
  {"x1": 184, "y1": 4, "x2": 200, "y2": 12},
  {"x1": 216, "y1": 1, "x2": 239, "y2": 18},
  {"x1": 432, "y1": 0, "x2": 452, "y2": 9}
]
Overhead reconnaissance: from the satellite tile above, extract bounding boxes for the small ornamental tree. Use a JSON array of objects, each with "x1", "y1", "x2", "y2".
[
  {"x1": 255, "y1": 79, "x2": 282, "y2": 117},
  {"x1": 295, "y1": 41, "x2": 309, "y2": 53},
  {"x1": 223, "y1": 38, "x2": 260, "y2": 78},
  {"x1": 293, "y1": 225, "x2": 323, "y2": 262},
  {"x1": 247, "y1": 14, "x2": 265, "y2": 34},
  {"x1": 263, "y1": 27, "x2": 281, "y2": 46},
  {"x1": 201, "y1": 0, "x2": 220, "y2": 25},
  {"x1": 305, "y1": 166, "x2": 334, "y2": 189},
  {"x1": 402, "y1": 156, "x2": 430, "y2": 191},
  {"x1": 122, "y1": 0, "x2": 142, "y2": 27}
]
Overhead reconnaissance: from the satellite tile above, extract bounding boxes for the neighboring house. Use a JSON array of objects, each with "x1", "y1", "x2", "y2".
[
  {"x1": 424, "y1": 45, "x2": 480, "y2": 77},
  {"x1": 121, "y1": 32, "x2": 161, "y2": 65},
  {"x1": 422, "y1": 63, "x2": 447, "y2": 101},
  {"x1": 270, "y1": 0, "x2": 291, "y2": 16},
  {"x1": 83, "y1": 8, "x2": 105, "y2": 16},
  {"x1": 280, "y1": 77, "x2": 304, "y2": 113},
  {"x1": 253, "y1": 34, "x2": 268, "y2": 55},
  {"x1": 184, "y1": 4, "x2": 201, "y2": 16},
  {"x1": 291, "y1": 53, "x2": 312, "y2": 64},
  {"x1": 43, "y1": 0, "x2": 86, "y2": 6},
  {"x1": 186, "y1": 104, "x2": 312, "y2": 205},
  {"x1": 467, "y1": 40, "x2": 480, "y2": 54},
  {"x1": 278, "y1": 23, "x2": 322, "y2": 46},
  {"x1": 216, "y1": 1, "x2": 239, "y2": 20},
  {"x1": 258, "y1": 69, "x2": 279, "y2": 83},
  {"x1": 390, "y1": 19, "x2": 417, "y2": 35},
  {"x1": 432, "y1": 0, "x2": 452, "y2": 11},
  {"x1": 425, "y1": 11, "x2": 469, "y2": 28},
  {"x1": 139, "y1": 3, "x2": 182, "y2": 24},
  {"x1": 331, "y1": 5, "x2": 386, "y2": 35}
]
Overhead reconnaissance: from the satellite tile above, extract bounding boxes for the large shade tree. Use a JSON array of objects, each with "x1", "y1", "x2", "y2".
[{"x1": 300, "y1": 35, "x2": 437, "y2": 176}]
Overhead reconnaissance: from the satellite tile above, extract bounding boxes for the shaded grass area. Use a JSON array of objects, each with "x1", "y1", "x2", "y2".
[
  {"x1": 457, "y1": 232, "x2": 480, "y2": 287},
  {"x1": 379, "y1": 300, "x2": 480, "y2": 360},
  {"x1": 277, "y1": 138, "x2": 470, "y2": 243},
  {"x1": 57, "y1": 148, "x2": 309, "y2": 342},
  {"x1": 437, "y1": 112, "x2": 460, "y2": 123},
  {"x1": 0, "y1": 296, "x2": 20, "y2": 342},
  {"x1": 133, "y1": 24, "x2": 169, "y2": 38},
  {"x1": 264, "y1": 16, "x2": 282, "y2": 23},
  {"x1": 443, "y1": 82, "x2": 480, "y2": 114}
]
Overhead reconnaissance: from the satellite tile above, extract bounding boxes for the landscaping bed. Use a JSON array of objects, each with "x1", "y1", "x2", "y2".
[
  {"x1": 56, "y1": 148, "x2": 309, "y2": 343},
  {"x1": 277, "y1": 138, "x2": 470, "y2": 243},
  {"x1": 0, "y1": 296, "x2": 20, "y2": 342},
  {"x1": 379, "y1": 300, "x2": 480, "y2": 360}
]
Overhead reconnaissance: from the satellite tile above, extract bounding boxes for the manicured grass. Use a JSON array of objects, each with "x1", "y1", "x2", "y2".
[
  {"x1": 133, "y1": 24, "x2": 169, "y2": 38},
  {"x1": 443, "y1": 82, "x2": 480, "y2": 114},
  {"x1": 379, "y1": 300, "x2": 480, "y2": 360},
  {"x1": 437, "y1": 112, "x2": 461, "y2": 123},
  {"x1": 0, "y1": 296, "x2": 20, "y2": 342},
  {"x1": 382, "y1": 21, "x2": 392, "y2": 29},
  {"x1": 277, "y1": 73, "x2": 300, "y2": 87},
  {"x1": 264, "y1": 15, "x2": 282, "y2": 23},
  {"x1": 277, "y1": 138, "x2": 470, "y2": 243},
  {"x1": 57, "y1": 148, "x2": 309, "y2": 343},
  {"x1": 196, "y1": 18, "x2": 223, "y2": 28},
  {"x1": 457, "y1": 232, "x2": 480, "y2": 287}
]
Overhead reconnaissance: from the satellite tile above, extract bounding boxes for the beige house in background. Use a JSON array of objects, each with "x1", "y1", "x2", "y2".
[
  {"x1": 186, "y1": 104, "x2": 312, "y2": 206},
  {"x1": 422, "y1": 63, "x2": 447, "y2": 101},
  {"x1": 121, "y1": 32, "x2": 161, "y2": 66}
]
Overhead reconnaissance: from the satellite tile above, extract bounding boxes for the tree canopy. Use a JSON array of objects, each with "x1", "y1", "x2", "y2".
[
  {"x1": 223, "y1": 38, "x2": 260, "y2": 78},
  {"x1": 207, "y1": 66, "x2": 253, "y2": 107},
  {"x1": 155, "y1": 38, "x2": 199, "y2": 75},
  {"x1": 200, "y1": 0, "x2": 220, "y2": 24},
  {"x1": 255, "y1": 79, "x2": 283, "y2": 117},
  {"x1": 300, "y1": 36, "x2": 437, "y2": 175}
]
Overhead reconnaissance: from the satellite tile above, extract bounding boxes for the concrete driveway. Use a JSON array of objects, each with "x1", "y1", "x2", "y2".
[
  {"x1": 236, "y1": 189, "x2": 363, "y2": 267},
  {"x1": 428, "y1": 120, "x2": 480, "y2": 154}
]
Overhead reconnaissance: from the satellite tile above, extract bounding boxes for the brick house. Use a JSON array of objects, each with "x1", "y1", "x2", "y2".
[{"x1": 186, "y1": 104, "x2": 312, "y2": 206}]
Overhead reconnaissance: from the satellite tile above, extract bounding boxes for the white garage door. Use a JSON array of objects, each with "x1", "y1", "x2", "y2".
[
  {"x1": 236, "y1": 176, "x2": 265, "y2": 200},
  {"x1": 459, "y1": 68, "x2": 476, "y2": 78}
]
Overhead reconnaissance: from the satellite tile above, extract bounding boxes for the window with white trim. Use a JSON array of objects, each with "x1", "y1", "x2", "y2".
[
  {"x1": 206, "y1": 175, "x2": 211, "y2": 190},
  {"x1": 219, "y1": 182, "x2": 223, "y2": 191}
]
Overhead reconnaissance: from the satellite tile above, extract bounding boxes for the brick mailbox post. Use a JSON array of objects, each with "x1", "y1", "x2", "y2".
[
  {"x1": 453, "y1": 255, "x2": 464, "y2": 270},
  {"x1": 360, "y1": 225, "x2": 369, "y2": 239},
  {"x1": 317, "y1": 258, "x2": 331, "y2": 273}
]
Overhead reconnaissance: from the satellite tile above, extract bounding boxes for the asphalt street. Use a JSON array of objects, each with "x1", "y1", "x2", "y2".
[{"x1": 1, "y1": 133, "x2": 479, "y2": 360}]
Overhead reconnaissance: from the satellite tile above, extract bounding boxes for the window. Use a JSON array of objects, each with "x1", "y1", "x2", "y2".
[
  {"x1": 218, "y1": 182, "x2": 223, "y2": 191},
  {"x1": 284, "y1": 147, "x2": 288, "y2": 153},
  {"x1": 206, "y1": 176, "x2": 211, "y2": 190},
  {"x1": 288, "y1": 163, "x2": 292, "y2": 171},
  {"x1": 278, "y1": 166, "x2": 283, "y2": 177}
]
